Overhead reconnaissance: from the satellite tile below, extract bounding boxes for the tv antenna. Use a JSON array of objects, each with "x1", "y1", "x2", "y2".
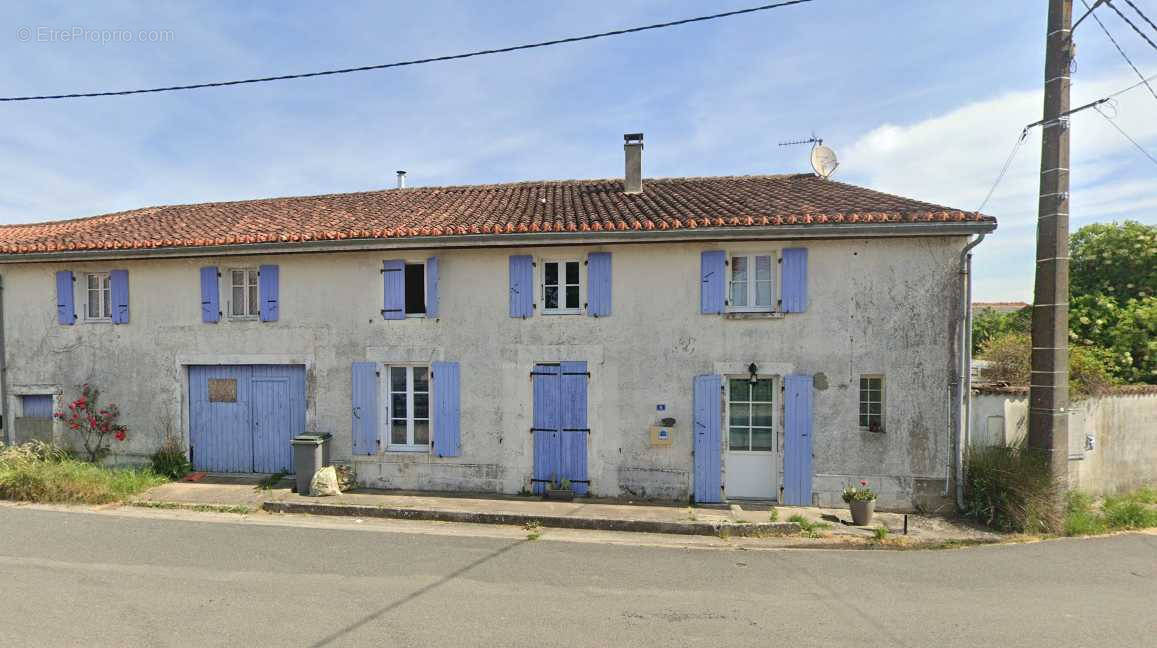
[{"x1": 779, "y1": 133, "x2": 839, "y2": 179}]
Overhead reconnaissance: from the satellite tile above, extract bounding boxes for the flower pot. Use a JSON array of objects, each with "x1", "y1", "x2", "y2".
[
  {"x1": 849, "y1": 499, "x2": 875, "y2": 526},
  {"x1": 546, "y1": 488, "x2": 574, "y2": 501}
]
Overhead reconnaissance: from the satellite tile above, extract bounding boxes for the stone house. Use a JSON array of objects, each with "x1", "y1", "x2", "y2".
[{"x1": 0, "y1": 137, "x2": 995, "y2": 510}]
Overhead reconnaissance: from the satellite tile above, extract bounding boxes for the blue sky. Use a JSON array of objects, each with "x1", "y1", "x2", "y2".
[{"x1": 1, "y1": 1, "x2": 1154, "y2": 300}]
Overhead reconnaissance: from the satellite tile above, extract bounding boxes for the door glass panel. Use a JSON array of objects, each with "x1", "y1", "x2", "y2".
[
  {"x1": 729, "y1": 427, "x2": 749, "y2": 451},
  {"x1": 751, "y1": 379, "x2": 773, "y2": 401},
  {"x1": 729, "y1": 379, "x2": 750, "y2": 401},
  {"x1": 414, "y1": 393, "x2": 429, "y2": 419},
  {"x1": 729, "y1": 404, "x2": 749, "y2": 427},
  {"x1": 752, "y1": 404, "x2": 773, "y2": 427},
  {"x1": 751, "y1": 428, "x2": 773, "y2": 452}
]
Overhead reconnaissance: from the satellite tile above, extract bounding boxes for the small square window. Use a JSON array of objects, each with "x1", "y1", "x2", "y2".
[
  {"x1": 859, "y1": 376, "x2": 884, "y2": 432},
  {"x1": 20, "y1": 394, "x2": 54, "y2": 419}
]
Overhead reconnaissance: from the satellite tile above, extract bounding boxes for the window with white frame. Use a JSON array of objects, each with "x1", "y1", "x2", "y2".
[
  {"x1": 728, "y1": 253, "x2": 776, "y2": 312},
  {"x1": 229, "y1": 268, "x2": 260, "y2": 318},
  {"x1": 859, "y1": 375, "x2": 884, "y2": 432},
  {"x1": 542, "y1": 259, "x2": 582, "y2": 314},
  {"x1": 728, "y1": 377, "x2": 775, "y2": 452},
  {"x1": 388, "y1": 365, "x2": 430, "y2": 450},
  {"x1": 85, "y1": 272, "x2": 112, "y2": 320}
]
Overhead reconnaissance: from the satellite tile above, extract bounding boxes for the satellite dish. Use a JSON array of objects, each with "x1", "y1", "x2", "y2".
[{"x1": 811, "y1": 145, "x2": 839, "y2": 179}]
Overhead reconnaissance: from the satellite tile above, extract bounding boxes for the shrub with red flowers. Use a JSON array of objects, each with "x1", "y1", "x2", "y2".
[{"x1": 54, "y1": 384, "x2": 127, "y2": 462}]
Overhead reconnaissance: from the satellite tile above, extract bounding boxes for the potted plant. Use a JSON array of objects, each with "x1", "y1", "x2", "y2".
[
  {"x1": 842, "y1": 480, "x2": 878, "y2": 526},
  {"x1": 546, "y1": 478, "x2": 574, "y2": 501}
]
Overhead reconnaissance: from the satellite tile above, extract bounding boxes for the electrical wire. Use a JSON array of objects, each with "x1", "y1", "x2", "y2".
[
  {"x1": 1121, "y1": 0, "x2": 1157, "y2": 35},
  {"x1": 1095, "y1": 102, "x2": 1157, "y2": 167},
  {"x1": 1104, "y1": 0, "x2": 1157, "y2": 52},
  {"x1": 0, "y1": 0, "x2": 814, "y2": 102},
  {"x1": 1082, "y1": 0, "x2": 1157, "y2": 102},
  {"x1": 976, "y1": 128, "x2": 1030, "y2": 214},
  {"x1": 1106, "y1": 70, "x2": 1157, "y2": 98},
  {"x1": 1071, "y1": 0, "x2": 1106, "y2": 32}
]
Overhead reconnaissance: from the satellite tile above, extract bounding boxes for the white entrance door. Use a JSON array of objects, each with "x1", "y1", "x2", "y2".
[{"x1": 724, "y1": 377, "x2": 777, "y2": 499}]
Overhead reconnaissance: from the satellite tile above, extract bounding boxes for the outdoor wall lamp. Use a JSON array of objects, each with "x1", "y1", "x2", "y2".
[{"x1": 748, "y1": 363, "x2": 758, "y2": 384}]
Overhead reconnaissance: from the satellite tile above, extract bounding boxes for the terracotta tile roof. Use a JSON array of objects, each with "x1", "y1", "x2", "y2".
[
  {"x1": 973, "y1": 301, "x2": 1030, "y2": 312},
  {"x1": 0, "y1": 174, "x2": 992, "y2": 255}
]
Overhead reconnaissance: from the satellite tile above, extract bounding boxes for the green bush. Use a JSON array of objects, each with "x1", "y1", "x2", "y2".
[
  {"x1": 1063, "y1": 492, "x2": 1106, "y2": 536},
  {"x1": 0, "y1": 441, "x2": 167, "y2": 504},
  {"x1": 150, "y1": 436, "x2": 191, "y2": 480},
  {"x1": 1063, "y1": 487, "x2": 1157, "y2": 536},
  {"x1": 964, "y1": 440, "x2": 1062, "y2": 533},
  {"x1": 978, "y1": 331, "x2": 1117, "y2": 398}
]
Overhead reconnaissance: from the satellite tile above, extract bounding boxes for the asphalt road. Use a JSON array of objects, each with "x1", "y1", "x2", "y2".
[{"x1": 0, "y1": 507, "x2": 1154, "y2": 647}]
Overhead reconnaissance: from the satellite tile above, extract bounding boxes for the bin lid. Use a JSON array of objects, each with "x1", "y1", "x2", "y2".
[{"x1": 291, "y1": 434, "x2": 326, "y2": 445}]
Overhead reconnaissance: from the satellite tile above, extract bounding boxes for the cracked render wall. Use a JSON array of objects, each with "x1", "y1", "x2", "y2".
[{"x1": 1, "y1": 236, "x2": 966, "y2": 510}]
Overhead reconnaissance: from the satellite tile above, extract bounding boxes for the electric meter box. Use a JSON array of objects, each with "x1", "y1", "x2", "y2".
[{"x1": 649, "y1": 426, "x2": 673, "y2": 447}]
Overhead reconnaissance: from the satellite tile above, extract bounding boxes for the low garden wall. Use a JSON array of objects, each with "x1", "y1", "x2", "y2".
[{"x1": 971, "y1": 385, "x2": 1157, "y2": 496}]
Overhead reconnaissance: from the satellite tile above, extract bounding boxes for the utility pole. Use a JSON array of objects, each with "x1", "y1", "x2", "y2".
[{"x1": 1029, "y1": 0, "x2": 1071, "y2": 494}]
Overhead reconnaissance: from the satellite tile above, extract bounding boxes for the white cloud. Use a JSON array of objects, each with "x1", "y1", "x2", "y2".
[{"x1": 841, "y1": 73, "x2": 1157, "y2": 301}]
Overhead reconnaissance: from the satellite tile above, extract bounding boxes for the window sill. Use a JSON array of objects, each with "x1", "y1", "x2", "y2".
[
  {"x1": 227, "y1": 316, "x2": 261, "y2": 322},
  {"x1": 83, "y1": 318, "x2": 112, "y2": 324},
  {"x1": 386, "y1": 445, "x2": 430, "y2": 453},
  {"x1": 541, "y1": 309, "x2": 583, "y2": 316},
  {"x1": 722, "y1": 311, "x2": 784, "y2": 320}
]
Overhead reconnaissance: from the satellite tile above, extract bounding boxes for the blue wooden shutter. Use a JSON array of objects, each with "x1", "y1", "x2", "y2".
[
  {"x1": 259, "y1": 264, "x2": 279, "y2": 322},
  {"x1": 200, "y1": 267, "x2": 220, "y2": 323},
  {"x1": 351, "y1": 362, "x2": 379, "y2": 455},
  {"x1": 432, "y1": 361, "x2": 460, "y2": 457},
  {"x1": 586, "y1": 252, "x2": 612, "y2": 317},
  {"x1": 21, "y1": 394, "x2": 54, "y2": 418},
  {"x1": 509, "y1": 255, "x2": 533, "y2": 318},
  {"x1": 693, "y1": 374, "x2": 723, "y2": 503},
  {"x1": 782, "y1": 373, "x2": 814, "y2": 506},
  {"x1": 700, "y1": 250, "x2": 725, "y2": 314},
  {"x1": 381, "y1": 259, "x2": 405, "y2": 320},
  {"x1": 425, "y1": 256, "x2": 439, "y2": 319},
  {"x1": 780, "y1": 248, "x2": 808, "y2": 313},
  {"x1": 55, "y1": 270, "x2": 76, "y2": 325},
  {"x1": 531, "y1": 364, "x2": 560, "y2": 495},
  {"x1": 560, "y1": 361, "x2": 589, "y2": 495},
  {"x1": 110, "y1": 269, "x2": 129, "y2": 324}
]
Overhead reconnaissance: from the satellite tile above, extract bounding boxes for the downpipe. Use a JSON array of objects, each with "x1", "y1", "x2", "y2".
[{"x1": 955, "y1": 234, "x2": 985, "y2": 510}]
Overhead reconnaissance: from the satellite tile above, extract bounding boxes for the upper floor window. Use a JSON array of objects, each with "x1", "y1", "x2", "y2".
[
  {"x1": 405, "y1": 263, "x2": 426, "y2": 316},
  {"x1": 728, "y1": 253, "x2": 775, "y2": 312},
  {"x1": 229, "y1": 268, "x2": 259, "y2": 319},
  {"x1": 859, "y1": 375, "x2": 885, "y2": 432},
  {"x1": 85, "y1": 272, "x2": 111, "y2": 320},
  {"x1": 542, "y1": 259, "x2": 581, "y2": 314}
]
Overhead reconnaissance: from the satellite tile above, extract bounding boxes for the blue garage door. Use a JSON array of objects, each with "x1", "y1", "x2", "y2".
[{"x1": 189, "y1": 365, "x2": 306, "y2": 473}]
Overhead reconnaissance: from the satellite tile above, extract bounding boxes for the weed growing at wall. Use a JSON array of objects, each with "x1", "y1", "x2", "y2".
[
  {"x1": 0, "y1": 441, "x2": 166, "y2": 504},
  {"x1": 964, "y1": 439, "x2": 1062, "y2": 533}
]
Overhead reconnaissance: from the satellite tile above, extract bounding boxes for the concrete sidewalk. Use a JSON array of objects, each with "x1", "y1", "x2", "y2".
[{"x1": 134, "y1": 475, "x2": 1001, "y2": 543}]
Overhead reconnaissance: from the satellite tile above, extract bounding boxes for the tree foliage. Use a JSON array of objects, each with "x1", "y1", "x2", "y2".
[{"x1": 976, "y1": 221, "x2": 1156, "y2": 385}]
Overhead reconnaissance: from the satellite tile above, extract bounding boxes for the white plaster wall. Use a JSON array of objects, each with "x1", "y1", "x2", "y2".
[
  {"x1": 1, "y1": 236, "x2": 967, "y2": 508},
  {"x1": 970, "y1": 391, "x2": 1157, "y2": 496}
]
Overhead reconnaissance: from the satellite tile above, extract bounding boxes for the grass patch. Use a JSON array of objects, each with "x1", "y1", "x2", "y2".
[
  {"x1": 0, "y1": 442, "x2": 167, "y2": 505},
  {"x1": 257, "y1": 471, "x2": 289, "y2": 490},
  {"x1": 787, "y1": 514, "x2": 831, "y2": 538},
  {"x1": 1064, "y1": 487, "x2": 1157, "y2": 536},
  {"x1": 768, "y1": 507, "x2": 779, "y2": 522},
  {"x1": 872, "y1": 526, "x2": 889, "y2": 541},
  {"x1": 132, "y1": 501, "x2": 254, "y2": 515},
  {"x1": 524, "y1": 520, "x2": 543, "y2": 540}
]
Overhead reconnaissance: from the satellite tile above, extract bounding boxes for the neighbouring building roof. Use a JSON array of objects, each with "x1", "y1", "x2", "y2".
[
  {"x1": 0, "y1": 174, "x2": 992, "y2": 256},
  {"x1": 973, "y1": 301, "x2": 1030, "y2": 313}
]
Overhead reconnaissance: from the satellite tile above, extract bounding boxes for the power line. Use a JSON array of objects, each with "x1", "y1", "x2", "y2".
[
  {"x1": 1095, "y1": 102, "x2": 1157, "y2": 167},
  {"x1": 1106, "y1": 70, "x2": 1157, "y2": 98},
  {"x1": 1121, "y1": 0, "x2": 1157, "y2": 35},
  {"x1": 1105, "y1": 0, "x2": 1157, "y2": 52},
  {"x1": 1071, "y1": 0, "x2": 1106, "y2": 32},
  {"x1": 976, "y1": 127, "x2": 1030, "y2": 213},
  {"x1": 1081, "y1": 0, "x2": 1157, "y2": 102},
  {"x1": 0, "y1": 0, "x2": 815, "y2": 102}
]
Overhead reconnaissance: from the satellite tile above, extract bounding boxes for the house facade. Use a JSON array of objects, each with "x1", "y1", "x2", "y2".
[{"x1": 0, "y1": 146, "x2": 994, "y2": 510}]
